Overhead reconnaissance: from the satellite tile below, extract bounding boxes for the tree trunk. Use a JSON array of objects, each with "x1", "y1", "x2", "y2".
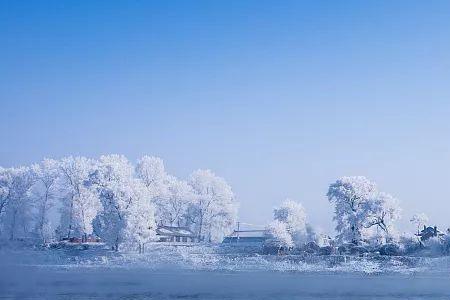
[
  {"x1": 39, "y1": 190, "x2": 50, "y2": 243},
  {"x1": 67, "y1": 197, "x2": 74, "y2": 239},
  {"x1": 198, "y1": 211, "x2": 203, "y2": 242},
  {"x1": 10, "y1": 209, "x2": 17, "y2": 241},
  {"x1": 115, "y1": 237, "x2": 119, "y2": 251}
]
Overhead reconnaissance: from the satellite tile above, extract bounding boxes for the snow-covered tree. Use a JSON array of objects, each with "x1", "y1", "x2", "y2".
[
  {"x1": 328, "y1": 176, "x2": 402, "y2": 245},
  {"x1": 364, "y1": 192, "x2": 401, "y2": 242},
  {"x1": 92, "y1": 155, "x2": 156, "y2": 251},
  {"x1": 158, "y1": 175, "x2": 193, "y2": 226},
  {"x1": 123, "y1": 181, "x2": 157, "y2": 253},
  {"x1": 31, "y1": 159, "x2": 60, "y2": 243},
  {"x1": 273, "y1": 199, "x2": 308, "y2": 246},
  {"x1": 0, "y1": 167, "x2": 14, "y2": 221},
  {"x1": 136, "y1": 156, "x2": 166, "y2": 190},
  {"x1": 327, "y1": 176, "x2": 377, "y2": 244},
  {"x1": 264, "y1": 220, "x2": 294, "y2": 250},
  {"x1": 1, "y1": 167, "x2": 35, "y2": 240},
  {"x1": 136, "y1": 156, "x2": 169, "y2": 224},
  {"x1": 187, "y1": 169, "x2": 237, "y2": 242},
  {"x1": 58, "y1": 156, "x2": 100, "y2": 240},
  {"x1": 410, "y1": 213, "x2": 429, "y2": 234}
]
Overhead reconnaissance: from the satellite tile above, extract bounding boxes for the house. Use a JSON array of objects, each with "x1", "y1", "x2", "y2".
[
  {"x1": 222, "y1": 229, "x2": 268, "y2": 244},
  {"x1": 156, "y1": 225, "x2": 197, "y2": 243},
  {"x1": 416, "y1": 225, "x2": 446, "y2": 241}
]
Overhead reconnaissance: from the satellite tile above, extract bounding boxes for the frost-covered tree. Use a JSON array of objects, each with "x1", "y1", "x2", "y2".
[
  {"x1": 158, "y1": 175, "x2": 193, "y2": 226},
  {"x1": 273, "y1": 199, "x2": 308, "y2": 246},
  {"x1": 136, "y1": 156, "x2": 166, "y2": 190},
  {"x1": 264, "y1": 220, "x2": 294, "y2": 250},
  {"x1": 0, "y1": 167, "x2": 14, "y2": 221},
  {"x1": 123, "y1": 182, "x2": 157, "y2": 253},
  {"x1": 328, "y1": 176, "x2": 402, "y2": 245},
  {"x1": 92, "y1": 155, "x2": 156, "y2": 251},
  {"x1": 31, "y1": 159, "x2": 60, "y2": 243},
  {"x1": 187, "y1": 169, "x2": 237, "y2": 242},
  {"x1": 1, "y1": 167, "x2": 35, "y2": 240},
  {"x1": 327, "y1": 176, "x2": 378, "y2": 244},
  {"x1": 364, "y1": 192, "x2": 401, "y2": 242},
  {"x1": 410, "y1": 213, "x2": 429, "y2": 234},
  {"x1": 136, "y1": 156, "x2": 169, "y2": 224},
  {"x1": 58, "y1": 156, "x2": 100, "y2": 240}
]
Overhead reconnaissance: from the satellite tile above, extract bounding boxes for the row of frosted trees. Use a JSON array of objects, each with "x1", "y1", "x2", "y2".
[{"x1": 0, "y1": 155, "x2": 238, "y2": 251}]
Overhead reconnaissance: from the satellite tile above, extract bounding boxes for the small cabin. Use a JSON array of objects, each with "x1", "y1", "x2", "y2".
[{"x1": 156, "y1": 225, "x2": 197, "y2": 243}]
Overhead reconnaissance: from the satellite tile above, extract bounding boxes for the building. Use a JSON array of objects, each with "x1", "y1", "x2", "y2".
[
  {"x1": 156, "y1": 225, "x2": 197, "y2": 243},
  {"x1": 417, "y1": 225, "x2": 445, "y2": 241},
  {"x1": 222, "y1": 229, "x2": 268, "y2": 244}
]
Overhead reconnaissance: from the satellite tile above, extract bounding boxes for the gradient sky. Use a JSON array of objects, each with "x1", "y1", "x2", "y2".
[{"x1": 1, "y1": 1, "x2": 450, "y2": 234}]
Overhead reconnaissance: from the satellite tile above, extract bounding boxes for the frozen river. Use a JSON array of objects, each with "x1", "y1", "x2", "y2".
[{"x1": 2, "y1": 265, "x2": 450, "y2": 299}]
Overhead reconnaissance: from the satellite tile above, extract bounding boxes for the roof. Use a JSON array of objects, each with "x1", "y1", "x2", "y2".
[
  {"x1": 156, "y1": 226, "x2": 196, "y2": 237},
  {"x1": 227, "y1": 230, "x2": 267, "y2": 238},
  {"x1": 416, "y1": 226, "x2": 446, "y2": 241},
  {"x1": 418, "y1": 226, "x2": 444, "y2": 236}
]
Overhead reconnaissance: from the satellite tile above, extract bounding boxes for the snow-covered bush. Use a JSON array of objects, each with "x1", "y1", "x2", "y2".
[
  {"x1": 264, "y1": 220, "x2": 294, "y2": 253},
  {"x1": 378, "y1": 243, "x2": 402, "y2": 256},
  {"x1": 271, "y1": 199, "x2": 319, "y2": 249},
  {"x1": 273, "y1": 199, "x2": 307, "y2": 246}
]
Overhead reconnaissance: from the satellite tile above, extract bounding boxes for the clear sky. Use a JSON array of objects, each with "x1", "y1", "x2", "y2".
[{"x1": 1, "y1": 1, "x2": 450, "y2": 234}]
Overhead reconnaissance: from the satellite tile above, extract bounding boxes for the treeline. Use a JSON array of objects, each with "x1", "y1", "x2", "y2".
[{"x1": 0, "y1": 155, "x2": 238, "y2": 251}]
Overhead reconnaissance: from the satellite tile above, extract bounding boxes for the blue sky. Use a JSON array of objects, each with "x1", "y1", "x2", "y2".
[{"x1": 1, "y1": 1, "x2": 450, "y2": 233}]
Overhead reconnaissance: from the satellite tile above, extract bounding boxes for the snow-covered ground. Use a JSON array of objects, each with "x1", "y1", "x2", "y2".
[{"x1": 2, "y1": 244, "x2": 450, "y2": 299}]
